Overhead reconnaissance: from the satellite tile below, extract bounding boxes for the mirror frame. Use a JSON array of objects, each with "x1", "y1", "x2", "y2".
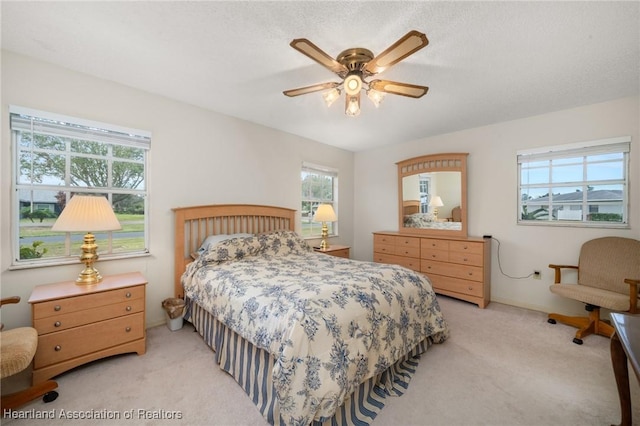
[{"x1": 397, "y1": 153, "x2": 468, "y2": 238}]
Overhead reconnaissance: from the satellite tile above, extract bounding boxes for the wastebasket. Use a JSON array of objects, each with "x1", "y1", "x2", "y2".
[{"x1": 162, "y1": 298, "x2": 185, "y2": 331}]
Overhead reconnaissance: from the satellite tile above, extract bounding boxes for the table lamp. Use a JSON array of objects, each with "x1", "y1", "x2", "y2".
[
  {"x1": 313, "y1": 204, "x2": 337, "y2": 250},
  {"x1": 428, "y1": 195, "x2": 444, "y2": 220},
  {"x1": 51, "y1": 195, "x2": 121, "y2": 285}
]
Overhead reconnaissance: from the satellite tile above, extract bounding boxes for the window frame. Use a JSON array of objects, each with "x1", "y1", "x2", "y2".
[
  {"x1": 10, "y1": 105, "x2": 151, "y2": 269},
  {"x1": 517, "y1": 136, "x2": 630, "y2": 228},
  {"x1": 301, "y1": 161, "x2": 339, "y2": 239}
]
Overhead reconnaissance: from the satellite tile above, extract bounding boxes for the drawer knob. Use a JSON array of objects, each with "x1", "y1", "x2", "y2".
[
  {"x1": 463, "y1": 245, "x2": 468, "y2": 250},
  {"x1": 126, "y1": 306, "x2": 132, "y2": 312},
  {"x1": 468, "y1": 272, "x2": 473, "y2": 276},
  {"x1": 54, "y1": 305, "x2": 61, "y2": 311},
  {"x1": 432, "y1": 254, "x2": 436, "y2": 258},
  {"x1": 125, "y1": 326, "x2": 132, "y2": 332},
  {"x1": 463, "y1": 258, "x2": 468, "y2": 261},
  {"x1": 125, "y1": 292, "x2": 132, "y2": 298},
  {"x1": 468, "y1": 286, "x2": 473, "y2": 291},
  {"x1": 54, "y1": 345, "x2": 61, "y2": 351},
  {"x1": 54, "y1": 321, "x2": 61, "y2": 327}
]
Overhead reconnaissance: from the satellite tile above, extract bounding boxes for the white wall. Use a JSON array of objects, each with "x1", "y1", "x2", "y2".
[
  {"x1": 354, "y1": 96, "x2": 639, "y2": 315},
  {"x1": 0, "y1": 51, "x2": 354, "y2": 328}
]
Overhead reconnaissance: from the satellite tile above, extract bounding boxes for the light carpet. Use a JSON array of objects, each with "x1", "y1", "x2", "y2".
[{"x1": 2, "y1": 296, "x2": 639, "y2": 425}]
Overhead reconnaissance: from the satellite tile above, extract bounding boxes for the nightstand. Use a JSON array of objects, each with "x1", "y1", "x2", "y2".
[
  {"x1": 28, "y1": 272, "x2": 147, "y2": 384},
  {"x1": 314, "y1": 244, "x2": 350, "y2": 258}
]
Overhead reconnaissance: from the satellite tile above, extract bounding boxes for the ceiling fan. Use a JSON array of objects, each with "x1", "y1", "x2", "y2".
[{"x1": 283, "y1": 30, "x2": 429, "y2": 117}]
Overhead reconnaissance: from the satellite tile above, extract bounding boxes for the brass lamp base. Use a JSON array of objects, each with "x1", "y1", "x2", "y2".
[
  {"x1": 76, "y1": 232, "x2": 102, "y2": 285},
  {"x1": 319, "y1": 222, "x2": 330, "y2": 250}
]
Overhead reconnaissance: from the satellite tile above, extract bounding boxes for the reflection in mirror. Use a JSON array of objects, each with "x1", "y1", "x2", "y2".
[
  {"x1": 397, "y1": 153, "x2": 468, "y2": 237},
  {"x1": 402, "y1": 172, "x2": 462, "y2": 229}
]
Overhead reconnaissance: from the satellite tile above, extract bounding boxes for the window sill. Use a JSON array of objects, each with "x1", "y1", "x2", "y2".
[{"x1": 9, "y1": 251, "x2": 151, "y2": 271}]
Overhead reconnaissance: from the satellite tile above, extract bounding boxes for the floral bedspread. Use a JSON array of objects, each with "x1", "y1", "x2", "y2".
[
  {"x1": 403, "y1": 213, "x2": 462, "y2": 230},
  {"x1": 182, "y1": 231, "x2": 449, "y2": 425}
]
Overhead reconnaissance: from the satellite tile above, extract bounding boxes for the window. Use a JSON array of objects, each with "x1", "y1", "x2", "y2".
[
  {"x1": 10, "y1": 106, "x2": 150, "y2": 267},
  {"x1": 517, "y1": 136, "x2": 630, "y2": 227},
  {"x1": 419, "y1": 175, "x2": 431, "y2": 213},
  {"x1": 301, "y1": 162, "x2": 338, "y2": 238}
]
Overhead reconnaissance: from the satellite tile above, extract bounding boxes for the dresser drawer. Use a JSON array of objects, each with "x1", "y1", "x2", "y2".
[
  {"x1": 448, "y1": 251, "x2": 483, "y2": 267},
  {"x1": 33, "y1": 285, "x2": 145, "y2": 320},
  {"x1": 374, "y1": 234, "x2": 396, "y2": 246},
  {"x1": 374, "y1": 243, "x2": 395, "y2": 255},
  {"x1": 421, "y1": 248, "x2": 449, "y2": 262},
  {"x1": 34, "y1": 298, "x2": 145, "y2": 335},
  {"x1": 421, "y1": 239, "x2": 450, "y2": 251},
  {"x1": 449, "y1": 241, "x2": 483, "y2": 255},
  {"x1": 428, "y1": 274, "x2": 484, "y2": 297},
  {"x1": 374, "y1": 253, "x2": 421, "y2": 272},
  {"x1": 394, "y1": 245, "x2": 420, "y2": 258},
  {"x1": 421, "y1": 260, "x2": 483, "y2": 282},
  {"x1": 34, "y1": 312, "x2": 144, "y2": 368},
  {"x1": 395, "y1": 236, "x2": 420, "y2": 249}
]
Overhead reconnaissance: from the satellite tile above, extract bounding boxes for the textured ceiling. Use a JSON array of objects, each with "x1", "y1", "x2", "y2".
[{"x1": 2, "y1": 1, "x2": 639, "y2": 152}]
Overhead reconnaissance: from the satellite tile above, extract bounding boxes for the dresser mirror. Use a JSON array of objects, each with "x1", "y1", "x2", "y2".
[{"x1": 397, "y1": 153, "x2": 468, "y2": 237}]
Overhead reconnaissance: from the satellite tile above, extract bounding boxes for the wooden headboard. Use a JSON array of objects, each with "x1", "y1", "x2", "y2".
[
  {"x1": 403, "y1": 200, "x2": 420, "y2": 216},
  {"x1": 172, "y1": 204, "x2": 296, "y2": 299}
]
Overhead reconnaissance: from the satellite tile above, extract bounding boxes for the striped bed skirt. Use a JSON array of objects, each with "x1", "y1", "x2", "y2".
[{"x1": 187, "y1": 299, "x2": 431, "y2": 426}]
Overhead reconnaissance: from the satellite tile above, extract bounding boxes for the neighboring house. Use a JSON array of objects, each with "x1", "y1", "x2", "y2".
[
  {"x1": 530, "y1": 190, "x2": 623, "y2": 220},
  {"x1": 18, "y1": 189, "x2": 61, "y2": 215}
]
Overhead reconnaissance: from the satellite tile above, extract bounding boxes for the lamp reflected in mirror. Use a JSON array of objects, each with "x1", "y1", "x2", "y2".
[{"x1": 428, "y1": 195, "x2": 444, "y2": 220}]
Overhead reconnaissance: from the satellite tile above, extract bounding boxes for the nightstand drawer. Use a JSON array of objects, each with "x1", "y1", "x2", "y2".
[
  {"x1": 33, "y1": 285, "x2": 144, "y2": 320},
  {"x1": 34, "y1": 312, "x2": 144, "y2": 368},
  {"x1": 34, "y1": 298, "x2": 145, "y2": 335},
  {"x1": 328, "y1": 248, "x2": 350, "y2": 258}
]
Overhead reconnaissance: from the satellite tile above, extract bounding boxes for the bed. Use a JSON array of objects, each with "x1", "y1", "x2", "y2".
[{"x1": 173, "y1": 204, "x2": 449, "y2": 425}]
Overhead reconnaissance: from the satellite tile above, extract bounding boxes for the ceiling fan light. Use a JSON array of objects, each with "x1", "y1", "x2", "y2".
[
  {"x1": 343, "y1": 74, "x2": 362, "y2": 96},
  {"x1": 367, "y1": 89, "x2": 385, "y2": 107},
  {"x1": 322, "y1": 88, "x2": 341, "y2": 107},
  {"x1": 345, "y1": 93, "x2": 361, "y2": 117}
]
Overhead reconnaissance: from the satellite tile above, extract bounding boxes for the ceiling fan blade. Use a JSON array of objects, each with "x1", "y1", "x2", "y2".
[
  {"x1": 369, "y1": 80, "x2": 429, "y2": 98},
  {"x1": 364, "y1": 30, "x2": 429, "y2": 75},
  {"x1": 290, "y1": 39, "x2": 349, "y2": 76},
  {"x1": 283, "y1": 82, "x2": 340, "y2": 97}
]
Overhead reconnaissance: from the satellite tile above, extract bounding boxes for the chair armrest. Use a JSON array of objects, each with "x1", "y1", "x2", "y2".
[
  {"x1": 624, "y1": 278, "x2": 640, "y2": 314},
  {"x1": 0, "y1": 296, "x2": 21, "y2": 307},
  {"x1": 548, "y1": 264, "x2": 578, "y2": 284}
]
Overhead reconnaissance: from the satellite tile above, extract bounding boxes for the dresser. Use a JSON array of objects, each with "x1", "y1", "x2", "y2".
[
  {"x1": 374, "y1": 232, "x2": 491, "y2": 308},
  {"x1": 28, "y1": 272, "x2": 147, "y2": 384},
  {"x1": 314, "y1": 244, "x2": 350, "y2": 258}
]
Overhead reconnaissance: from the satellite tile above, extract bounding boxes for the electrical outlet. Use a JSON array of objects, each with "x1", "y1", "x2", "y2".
[{"x1": 533, "y1": 270, "x2": 541, "y2": 280}]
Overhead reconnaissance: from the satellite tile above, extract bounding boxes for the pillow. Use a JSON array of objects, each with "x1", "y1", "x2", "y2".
[
  {"x1": 199, "y1": 235, "x2": 262, "y2": 263},
  {"x1": 256, "y1": 230, "x2": 312, "y2": 256},
  {"x1": 196, "y1": 233, "x2": 254, "y2": 257}
]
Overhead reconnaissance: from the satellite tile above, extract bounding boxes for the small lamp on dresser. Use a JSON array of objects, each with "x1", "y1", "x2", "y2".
[
  {"x1": 314, "y1": 204, "x2": 337, "y2": 250},
  {"x1": 51, "y1": 195, "x2": 121, "y2": 285},
  {"x1": 428, "y1": 195, "x2": 444, "y2": 220}
]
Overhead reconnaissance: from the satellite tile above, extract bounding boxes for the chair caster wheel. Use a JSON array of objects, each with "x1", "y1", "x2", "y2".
[
  {"x1": 572, "y1": 338, "x2": 583, "y2": 345},
  {"x1": 547, "y1": 318, "x2": 556, "y2": 324},
  {"x1": 43, "y1": 391, "x2": 58, "y2": 403}
]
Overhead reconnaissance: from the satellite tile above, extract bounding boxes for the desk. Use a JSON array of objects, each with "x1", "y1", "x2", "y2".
[{"x1": 610, "y1": 313, "x2": 640, "y2": 426}]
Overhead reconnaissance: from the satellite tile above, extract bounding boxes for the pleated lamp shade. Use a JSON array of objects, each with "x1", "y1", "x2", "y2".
[{"x1": 52, "y1": 196, "x2": 121, "y2": 232}]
